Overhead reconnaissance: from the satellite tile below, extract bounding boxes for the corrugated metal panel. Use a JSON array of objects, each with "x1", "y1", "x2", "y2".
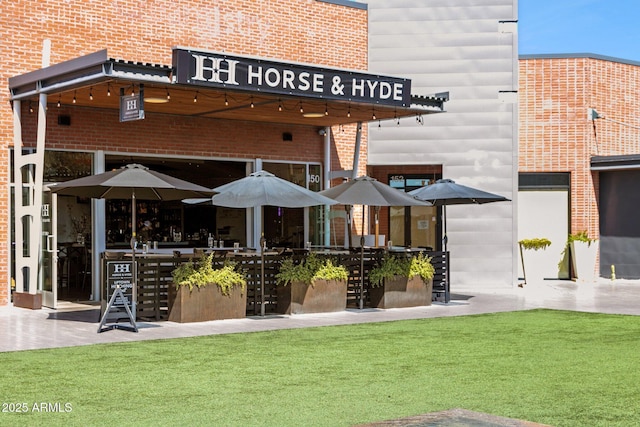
[{"x1": 367, "y1": 0, "x2": 518, "y2": 288}]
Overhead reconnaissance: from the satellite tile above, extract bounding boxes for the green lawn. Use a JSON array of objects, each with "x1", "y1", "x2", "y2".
[{"x1": 1, "y1": 309, "x2": 639, "y2": 426}]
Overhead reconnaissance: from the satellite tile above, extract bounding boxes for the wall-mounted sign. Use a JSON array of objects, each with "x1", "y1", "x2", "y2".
[{"x1": 173, "y1": 48, "x2": 412, "y2": 107}]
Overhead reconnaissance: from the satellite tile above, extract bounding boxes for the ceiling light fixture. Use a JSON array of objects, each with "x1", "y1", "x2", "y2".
[
  {"x1": 145, "y1": 97, "x2": 169, "y2": 104},
  {"x1": 302, "y1": 112, "x2": 325, "y2": 118}
]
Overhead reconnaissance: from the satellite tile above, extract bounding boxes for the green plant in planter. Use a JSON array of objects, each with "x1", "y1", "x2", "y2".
[
  {"x1": 518, "y1": 238, "x2": 552, "y2": 251},
  {"x1": 569, "y1": 230, "x2": 597, "y2": 246},
  {"x1": 171, "y1": 253, "x2": 246, "y2": 295},
  {"x1": 276, "y1": 253, "x2": 348, "y2": 286},
  {"x1": 369, "y1": 252, "x2": 435, "y2": 287}
]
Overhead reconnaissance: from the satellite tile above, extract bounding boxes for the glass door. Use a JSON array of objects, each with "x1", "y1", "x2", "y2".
[{"x1": 41, "y1": 189, "x2": 58, "y2": 308}]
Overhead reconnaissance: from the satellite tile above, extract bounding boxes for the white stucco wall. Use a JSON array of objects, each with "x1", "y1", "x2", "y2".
[{"x1": 365, "y1": 0, "x2": 519, "y2": 288}]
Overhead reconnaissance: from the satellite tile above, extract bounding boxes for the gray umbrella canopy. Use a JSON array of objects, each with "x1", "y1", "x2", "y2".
[
  {"x1": 49, "y1": 163, "x2": 215, "y2": 201},
  {"x1": 210, "y1": 170, "x2": 337, "y2": 208},
  {"x1": 408, "y1": 179, "x2": 510, "y2": 248},
  {"x1": 408, "y1": 178, "x2": 510, "y2": 206},
  {"x1": 319, "y1": 175, "x2": 430, "y2": 207}
]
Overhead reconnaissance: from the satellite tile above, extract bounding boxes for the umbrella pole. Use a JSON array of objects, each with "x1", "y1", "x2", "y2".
[
  {"x1": 374, "y1": 206, "x2": 380, "y2": 247},
  {"x1": 360, "y1": 236, "x2": 364, "y2": 310},
  {"x1": 260, "y1": 236, "x2": 265, "y2": 316},
  {"x1": 131, "y1": 191, "x2": 138, "y2": 322},
  {"x1": 442, "y1": 205, "x2": 448, "y2": 253},
  {"x1": 346, "y1": 205, "x2": 352, "y2": 248}
]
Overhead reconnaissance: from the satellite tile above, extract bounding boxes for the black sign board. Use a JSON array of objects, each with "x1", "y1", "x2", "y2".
[
  {"x1": 97, "y1": 260, "x2": 137, "y2": 333},
  {"x1": 119, "y1": 93, "x2": 145, "y2": 122},
  {"x1": 173, "y1": 48, "x2": 412, "y2": 108}
]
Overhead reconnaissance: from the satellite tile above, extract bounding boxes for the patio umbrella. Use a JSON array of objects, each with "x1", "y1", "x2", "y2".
[
  {"x1": 209, "y1": 170, "x2": 337, "y2": 208},
  {"x1": 206, "y1": 170, "x2": 337, "y2": 316},
  {"x1": 319, "y1": 175, "x2": 430, "y2": 309},
  {"x1": 409, "y1": 178, "x2": 510, "y2": 303},
  {"x1": 49, "y1": 163, "x2": 215, "y2": 331},
  {"x1": 319, "y1": 175, "x2": 430, "y2": 248},
  {"x1": 408, "y1": 178, "x2": 510, "y2": 252}
]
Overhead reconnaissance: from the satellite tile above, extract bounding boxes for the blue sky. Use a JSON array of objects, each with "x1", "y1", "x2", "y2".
[{"x1": 519, "y1": 0, "x2": 640, "y2": 62}]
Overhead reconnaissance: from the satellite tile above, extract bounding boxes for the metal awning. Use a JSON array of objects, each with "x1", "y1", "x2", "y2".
[
  {"x1": 591, "y1": 154, "x2": 640, "y2": 171},
  {"x1": 9, "y1": 49, "x2": 447, "y2": 127}
]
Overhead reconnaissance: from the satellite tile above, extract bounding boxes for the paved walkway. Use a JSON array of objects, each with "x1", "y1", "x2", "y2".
[{"x1": 2, "y1": 278, "x2": 639, "y2": 352}]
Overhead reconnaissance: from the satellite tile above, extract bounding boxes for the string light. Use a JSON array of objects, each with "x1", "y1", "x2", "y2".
[
  {"x1": 278, "y1": 99, "x2": 282, "y2": 112},
  {"x1": 325, "y1": 103, "x2": 329, "y2": 116},
  {"x1": 166, "y1": 89, "x2": 171, "y2": 100},
  {"x1": 250, "y1": 96, "x2": 254, "y2": 108},
  {"x1": 29, "y1": 102, "x2": 33, "y2": 113},
  {"x1": 107, "y1": 83, "x2": 111, "y2": 96},
  {"x1": 89, "y1": 87, "x2": 93, "y2": 100},
  {"x1": 193, "y1": 91, "x2": 198, "y2": 102},
  {"x1": 224, "y1": 93, "x2": 228, "y2": 106},
  {"x1": 73, "y1": 91, "x2": 77, "y2": 103},
  {"x1": 299, "y1": 102, "x2": 304, "y2": 113},
  {"x1": 131, "y1": 85, "x2": 135, "y2": 96},
  {"x1": 57, "y1": 95, "x2": 61, "y2": 108},
  {"x1": 347, "y1": 105, "x2": 351, "y2": 118},
  {"x1": 372, "y1": 108, "x2": 376, "y2": 121}
]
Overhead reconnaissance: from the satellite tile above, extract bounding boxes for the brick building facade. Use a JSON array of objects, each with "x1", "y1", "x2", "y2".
[
  {"x1": 1, "y1": 0, "x2": 392, "y2": 306},
  {"x1": 519, "y1": 54, "x2": 640, "y2": 279}
]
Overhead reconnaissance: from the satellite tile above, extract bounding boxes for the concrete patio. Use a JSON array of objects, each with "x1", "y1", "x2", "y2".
[{"x1": 2, "y1": 278, "x2": 639, "y2": 353}]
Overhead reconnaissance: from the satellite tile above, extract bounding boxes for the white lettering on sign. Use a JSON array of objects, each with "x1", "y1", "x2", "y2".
[
  {"x1": 126, "y1": 99, "x2": 137, "y2": 111},
  {"x1": 352, "y1": 79, "x2": 403, "y2": 101},
  {"x1": 191, "y1": 55, "x2": 240, "y2": 85}
]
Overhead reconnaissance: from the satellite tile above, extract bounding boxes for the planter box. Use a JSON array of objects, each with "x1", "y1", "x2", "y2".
[
  {"x1": 368, "y1": 275, "x2": 433, "y2": 309},
  {"x1": 168, "y1": 284, "x2": 246, "y2": 323},
  {"x1": 12, "y1": 292, "x2": 42, "y2": 310},
  {"x1": 571, "y1": 240, "x2": 599, "y2": 282},
  {"x1": 520, "y1": 248, "x2": 549, "y2": 284},
  {"x1": 276, "y1": 279, "x2": 347, "y2": 314}
]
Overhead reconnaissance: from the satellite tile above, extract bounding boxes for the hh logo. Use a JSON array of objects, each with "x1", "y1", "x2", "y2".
[{"x1": 113, "y1": 263, "x2": 131, "y2": 274}]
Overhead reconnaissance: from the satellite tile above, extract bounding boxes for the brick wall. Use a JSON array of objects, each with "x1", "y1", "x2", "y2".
[
  {"x1": 519, "y1": 56, "x2": 640, "y2": 240},
  {"x1": 0, "y1": 0, "x2": 367, "y2": 305}
]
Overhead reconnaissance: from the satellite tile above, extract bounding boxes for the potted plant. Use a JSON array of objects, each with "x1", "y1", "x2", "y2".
[
  {"x1": 275, "y1": 253, "x2": 349, "y2": 314},
  {"x1": 168, "y1": 253, "x2": 247, "y2": 322},
  {"x1": 368, "y1": 252, "x2": 435, "y2": 308},
  {"x1": 568, "y1": 231, "x2": 599, "y2": 282},
  {"x1": 519, "y1": 237, "x2": 552, "y2": 284}
]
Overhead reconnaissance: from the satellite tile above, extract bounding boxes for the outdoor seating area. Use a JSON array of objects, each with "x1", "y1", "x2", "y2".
[{"x1": 99, "y1": 247, "x2": 449, "y2": 322}]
